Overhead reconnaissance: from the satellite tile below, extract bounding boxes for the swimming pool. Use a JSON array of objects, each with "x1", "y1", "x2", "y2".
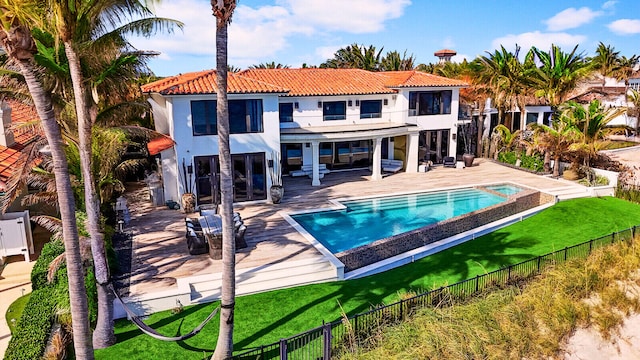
[
  {"x1": 485, "y1": 184, "x2": 524, "y2": 196},
  {"x1": 291, "y1": 187, "x2": 514, "y2": 253}
]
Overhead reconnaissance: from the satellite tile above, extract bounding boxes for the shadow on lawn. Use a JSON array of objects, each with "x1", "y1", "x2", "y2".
[{"x1": 232, "y1": 229, "x2": 541, "y2": 351}]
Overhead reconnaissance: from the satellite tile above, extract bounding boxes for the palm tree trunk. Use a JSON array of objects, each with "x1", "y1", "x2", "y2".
[
  {"x1": 17, "y1": 58, "x2": 95, "y2": 359},
  {"x1": 212, "y1": 19, "x2": 236, "y2": 360},
  {"x1": 64, "y1": 42, "x2": 115, "y2": 348},
  {"x1": 553, "y1": 155, "x2": 561, "y2": 177}
]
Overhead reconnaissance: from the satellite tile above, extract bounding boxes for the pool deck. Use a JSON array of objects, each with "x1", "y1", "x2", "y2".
[{"x1": 125, "y1": 159, "x2": 591, "y2": 305}]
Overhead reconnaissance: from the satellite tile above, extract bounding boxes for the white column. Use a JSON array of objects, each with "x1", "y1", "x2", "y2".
[
  {"x1": 311, "y1": 141, "x2": 321, "y2": 186},
  {"x1": 371, "y1": 137, "x2": 382, "y2": 181},
  {"x1": 406, "y1": 132, "x2": 419, "y2": 173}
]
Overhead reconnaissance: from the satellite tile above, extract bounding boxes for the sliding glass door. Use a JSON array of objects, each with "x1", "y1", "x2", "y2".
[{"x1": 195, "y1": 152, "x2": 266, "y2": 204}]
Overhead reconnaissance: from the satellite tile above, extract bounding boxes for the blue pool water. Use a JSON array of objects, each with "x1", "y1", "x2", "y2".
[
  {"x1": 291, "y1": 187, "x2": 509, "y2": 253},
  {"x1": 485, "y1": 184, "x2": 523, "y2": 196}
]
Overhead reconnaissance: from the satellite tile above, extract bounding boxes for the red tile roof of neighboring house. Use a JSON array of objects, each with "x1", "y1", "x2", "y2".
[
  {"x1": 0, "y1": 100, "x2": 41, "y2": 190},
  {"x1": 434, "y1": 49, "x2": 457, "y2": 57},
  {"x1": 142, "y1": 68, "x2": 468, "y2": 97},
  {"x1": 569, "y1": 87, "x2": 627, "y2": 103},
  {"x1": 141, "y1": 70, "x2": 289, "y2": 95},
  {"x1": 147, "y1": 133, "x2": 176, "y2": 155}
]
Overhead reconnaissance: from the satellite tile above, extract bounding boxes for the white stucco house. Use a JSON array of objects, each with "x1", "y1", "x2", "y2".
[{"x1": 141, "y1": 68, "x2": 467, "y2": 205}]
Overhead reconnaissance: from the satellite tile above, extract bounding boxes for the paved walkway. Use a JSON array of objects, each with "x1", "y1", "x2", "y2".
[{"x1": 0, "y1": 257, "x2": 35, "y2": 358}]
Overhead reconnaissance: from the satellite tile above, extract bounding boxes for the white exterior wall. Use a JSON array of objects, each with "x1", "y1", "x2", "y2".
[
  {"x1": 397, "y1": 87, "x2": 461, "y2": 157},
  {"x1": 279, "y1": 94, "x2": 399, "y2": 129},
  {"x1": 154, "y1": 93, "x2": 280, "y2": 203}
]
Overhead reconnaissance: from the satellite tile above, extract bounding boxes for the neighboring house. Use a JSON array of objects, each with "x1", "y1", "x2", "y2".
[
  {"x1": 141, "y1": 68, "x2": 467, "y2": 205},
  {"x1": 0, "y1": 99, "x2": 40, "y2": 262}
]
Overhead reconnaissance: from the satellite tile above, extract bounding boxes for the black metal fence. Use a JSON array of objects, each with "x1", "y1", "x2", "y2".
[{"x1": 233, "y1": 225, "x2": 638, "y2": 360}]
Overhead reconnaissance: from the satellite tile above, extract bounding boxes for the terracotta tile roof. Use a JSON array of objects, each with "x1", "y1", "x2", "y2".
[
  {"x1": 142, "y1": 69, "x2": 467, "y2": 97},
  {"x1": 434, "y1": 49, "x2": 457, "y2": 56},
  {"x1": 380, "y1": 71, "x2": 468, "y2": 88},
  {"x1": 569, "y1": 87, "x2": 627, "y2": 103},
  {"x1": 238, "y1": 68, "x2": 395, "y2": 96},
  {"x1": 0, "y1": 100, "x2": 41, "y2": 189},
  {"x1": 141, "y1": 70, "x2": 289, "y2": 95},
  {"x1": 147, "y1": 134, "x2": 175, "y2": 155}
]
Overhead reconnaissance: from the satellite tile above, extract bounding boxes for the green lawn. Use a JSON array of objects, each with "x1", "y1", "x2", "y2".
[
  {"x1": 95, "y1": 197, "x2": 640, "y2": 359},
  {"x1": 5, "y1": 293, "x2": 31, "y2": 335}
]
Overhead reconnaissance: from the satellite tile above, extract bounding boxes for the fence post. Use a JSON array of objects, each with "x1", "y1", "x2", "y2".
[
  {"x1": 633, "y1": 226, "x2": 636, "y2": 239},
  {"x1": 508, "y1": 265, "x2": 512, "y2": 281},
  {"x1": 323, "y1": 322, "x2": 332, "y2": 359},
  {"x1": 475, "y1": 275, "x2": 479, "y2": 292},
  {"x1": 564, "y1": 247, "x2": 567, "y2": 261},
  {"x1": 612, "y1": 232, "x2": 615, "y2": 244},
  {"x1": 400, "y1": 299, "x2": 404, "y2": 320},
  {"x1": 537, "y1": 256, "x2": 541, "y2": 273},
  {"x1": 354, "y1": 313, "x2": 359, "y2": 335},
  {"x1": 279, "y1": 338, "x2": 287, "y2": 360},
  {"x1": 589, "y1": 239, "x2": 593, "y2": 254}
]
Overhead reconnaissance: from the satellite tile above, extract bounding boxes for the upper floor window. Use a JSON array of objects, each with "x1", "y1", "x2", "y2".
[
  {"x1": 192, "y1": 99, "x2": 263, "y2": 136},
  {"x1": 360, "y1": 100, "x2": 382, "y2": 119},
  {"x1": 323, "y1": 101, "x2": 346, "y2": 121},
  {"x1": 408, "y1": 90, "x2": 452, "y2": 116},
  {"x1": 279, "y1": 103, "x2": 294, "y2": 123}
]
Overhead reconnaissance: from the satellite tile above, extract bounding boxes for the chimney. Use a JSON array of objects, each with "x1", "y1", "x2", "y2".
[{"x1": 0, "y1": 101, "x2": 15, "y2": 147}]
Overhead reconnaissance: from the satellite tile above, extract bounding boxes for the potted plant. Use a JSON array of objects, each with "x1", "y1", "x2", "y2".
[
  {"x1": 181, "y1": 159, "x2": 196, "y2": 213},
  {"x1": 459, "y1": 121, "x2": 476, "y2": 168},
  {"x1": 269, "y1": 151, "x2": 284, "y2": 204}
]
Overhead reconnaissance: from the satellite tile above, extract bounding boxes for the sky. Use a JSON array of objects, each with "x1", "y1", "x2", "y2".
[{"x1": 130, "y1": 0, "x2": 640, "y2": 77}]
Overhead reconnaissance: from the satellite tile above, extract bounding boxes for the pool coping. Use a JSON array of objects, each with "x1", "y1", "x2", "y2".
[{"x1": 281, "y1": 181, "x2": 552, "y2": 280}]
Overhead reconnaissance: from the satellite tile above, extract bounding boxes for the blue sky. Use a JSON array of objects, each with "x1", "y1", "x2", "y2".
[{"x1": 131, "y1": 0, "x2": 640, "y2": 76}]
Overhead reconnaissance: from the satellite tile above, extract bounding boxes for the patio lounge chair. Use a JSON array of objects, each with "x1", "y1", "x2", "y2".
[
  {"x1": 443, "y1": 156, "x2": 456, "y2": 168},
  {"x1": 186, "y1": 228, "x2": 208, "y2": 255}
]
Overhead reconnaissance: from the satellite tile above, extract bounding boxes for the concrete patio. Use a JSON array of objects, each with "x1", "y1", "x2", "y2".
[{"x1": 119, "y1": 159, "x2": 593, "y2": 316}]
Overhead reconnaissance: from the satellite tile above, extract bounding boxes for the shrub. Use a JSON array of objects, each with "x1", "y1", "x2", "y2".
[
  {"x1": 520, "y1": 153, "x2": 544, "y2": 172},
  {"x1": 498, "y1": 151, "x2": 517, "y2": 165},
  {"x1": 31, "y1": 240, "x2": 65, "y2": 291},
  {"x1": 4, "y1": 287, "x2": 57, "y2": 360}
]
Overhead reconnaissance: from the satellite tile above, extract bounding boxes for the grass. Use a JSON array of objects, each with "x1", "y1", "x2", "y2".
[
  {"x1": 339, "y1": 235, "x2": 640, "y2": 359},
  {"x1": 95, "y1": 197, "x2": 640, "y2": 359},
  {"x1": 6, "y1": 293, "x2": 31, "y2": 335}
]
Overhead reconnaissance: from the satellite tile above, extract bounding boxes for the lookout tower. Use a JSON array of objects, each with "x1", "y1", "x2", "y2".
[{"x1": 434, "y1": 49, "x2": 457, "y2": 64}]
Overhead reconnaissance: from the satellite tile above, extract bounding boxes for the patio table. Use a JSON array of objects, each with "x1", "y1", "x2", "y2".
[{"x1": 199, "y1": 214, "x2": 223, "y2": 259}]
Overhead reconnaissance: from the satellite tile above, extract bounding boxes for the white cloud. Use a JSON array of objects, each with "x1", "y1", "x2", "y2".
[
  {"x1": 602, "y1": 1, "x2": 617, "y2": 10},
  {"x1": 608, "y1": 19, "x2": 640, "y2": 35},
  {"x1": 451, "y1": 54, "x2": 470, "y2": 63},
  {"x1": 129, "y1": 0, "x2": 411, "y2": 70},
  {"x1": 545, "y1": 7, "x2": 602, "y2": 31},
  {"x1": 491, "y1": 31, "x2": 586, "y2": 53},
  {"x1": 315, "y1": 45, "x2": 347, "y2": 61},
  {"x1": 280, "y1": 0, "x2": 411, "y2": 34},
  {"x1": 442, "y1": 36, "x2": 455, "y2": 49}
]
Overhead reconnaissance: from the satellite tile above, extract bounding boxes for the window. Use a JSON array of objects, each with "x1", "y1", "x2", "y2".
[
  {"x1": 543, "y1": 111, "x2": 553, "y2": 126},
  {"x1": 191, "y1": 99, "x2": 263, "y2": 136},
  {"x1": 323, "y1": 101, "x2": 346, "y2": 120},
  {"x1": 279, "y1": 103, "x2": 294, "y2": 123},
  {"x1": 526, "y1": 112, "x2": 538, "y2": 125},
  {"x1": 408, "y1": 90, "x2": 452, "y2": 116},
  {"x1": 360, "y1": 100, "x2": 382, "y2": 119}
]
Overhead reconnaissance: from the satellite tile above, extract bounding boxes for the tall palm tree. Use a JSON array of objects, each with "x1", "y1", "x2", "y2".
[
  {"x1": 212, "y1": 0, "x2": 236, "y2": 358},
  {"x1": 559, "y1": 99, "x2": 627, "y2": 168},
  {"x1": 531, "y1": 44, "x2": 591, "y2": 110},
  {"x1": 380, "y1": 50, "x2": 415, "y2": 71},
  {"x1": 46, "y1": 1, "x2": 180, "y2": 348},
  {"x1": 320, "y1": 43, "x2": 383, "y2": 71},
  {"x1": 530, "y1": 120, "x2": 579, "y2": 177},
  {"x1": 591, "y1": 42, "x2": 622, "y2": 90},
  {"x1": 0, "y1": 4, "x2": 94, "y2": 358}
]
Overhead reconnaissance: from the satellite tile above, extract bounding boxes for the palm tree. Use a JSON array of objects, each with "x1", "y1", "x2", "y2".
[
  {"x1": 380, "y1": 50, "x2": 415, "y2": 71},
  {"x1": 0, "y1": 4, "x2": 94, "y2": 358},
  {"x1": 320, "y1": 43, "x2": 383, "y2": 71},
  {"x1": 249, "y1": 61, "x2": 289, "y2": 69},
  {"x1": 559, "y1": 99, "x2": 627, "y2": 170},
  {"x1": 591, "y1": 42, "x2": 622, "y2": 90},
  {"x1": 530, "y1": 120, "x2": 579, "y2": 177},
  {"x1": 46, "y1": 1, "x2": 180, "y2": 348},
  {"x1": 212, "y1": 0, "x2": 236, "y2": 358},
  {"x1": 628, "y1": 89, "x2": 640, "y2": 132},
  {"x1": 531, "y1": 44, "x2": 591, "y2": 110}
]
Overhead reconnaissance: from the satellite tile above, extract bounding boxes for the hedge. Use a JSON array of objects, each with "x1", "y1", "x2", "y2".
[{"x1": 30, "y1": 240, "x2": 65, "y2": 291}]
